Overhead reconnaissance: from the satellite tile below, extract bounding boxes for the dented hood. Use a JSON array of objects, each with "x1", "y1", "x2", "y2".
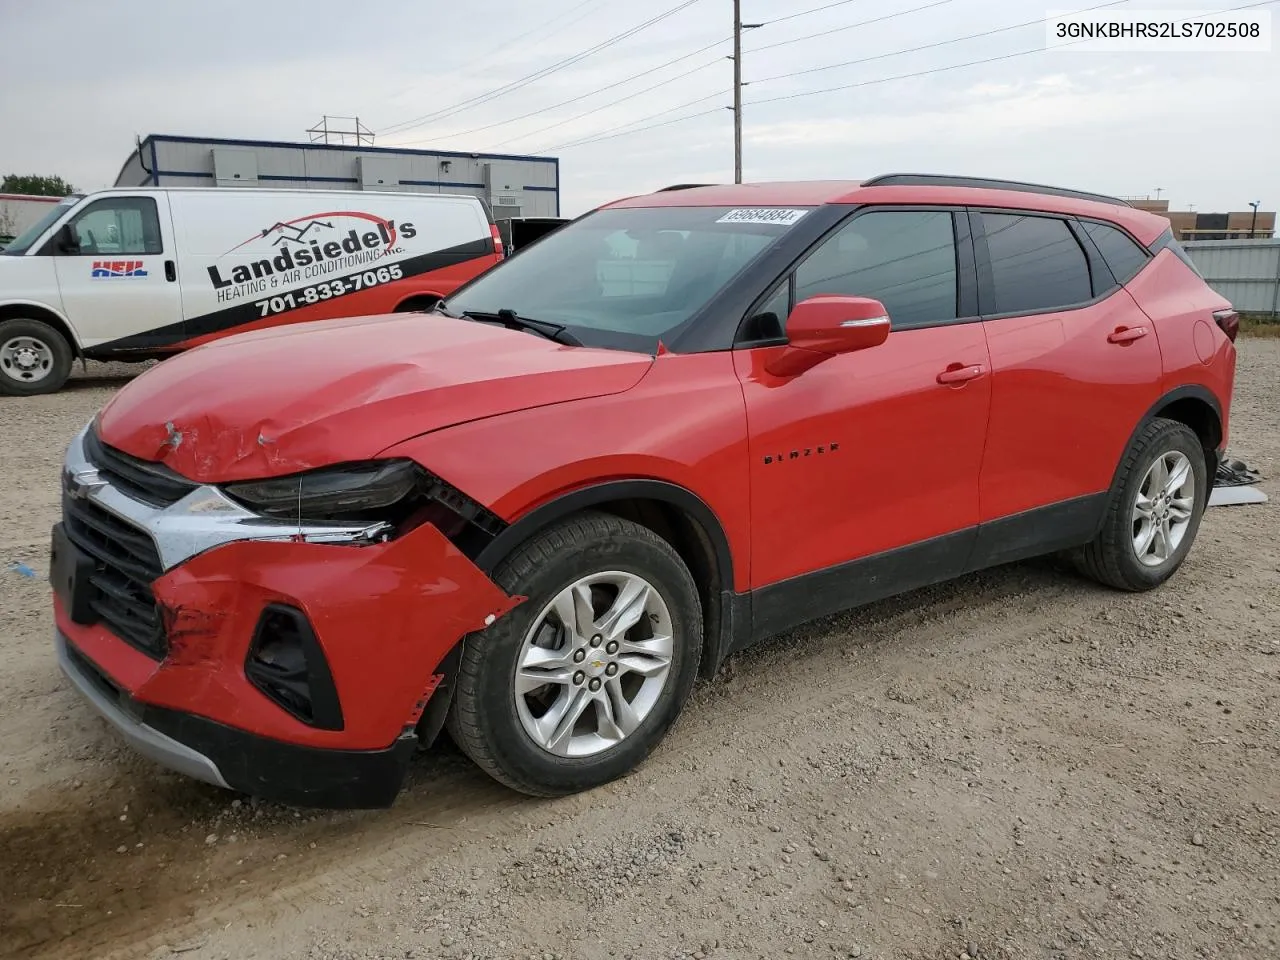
[{"x1": 97, "y1": 313, "x2": 653, "y2": 483}]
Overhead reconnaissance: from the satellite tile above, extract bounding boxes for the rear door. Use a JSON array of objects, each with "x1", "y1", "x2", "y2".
[
  {"x1": 971, "y1": 208, "x2": 1163, "y2": 563},
  {"x1": 48, "y1": 193, "x2": 181, "y2": 351}
]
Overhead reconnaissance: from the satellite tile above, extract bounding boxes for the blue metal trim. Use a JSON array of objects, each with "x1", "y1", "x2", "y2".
[
  {"x1": 145, "y1": 133, "x2": 558, "y2": 166},
  {"x1": 258, "y1": 173, "x2": 357, "y2": 183},
  {"x1": 399, "y1": 179, "x2": 485, "y2": 189},
  {"x1": 152, "y1": 169, "x2": 557, "y2": 196},
  {"x1": 524, "y1": 185, "x2": 558, "y2": 193},
  {"x1": 149, "y1": 140, "x2": 159, "y2": 186},
  {"x1": 554, "y1": 158, "x2": 561, "y2": 216}
]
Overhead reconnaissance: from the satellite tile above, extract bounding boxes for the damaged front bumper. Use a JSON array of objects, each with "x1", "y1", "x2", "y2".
[{"x1": 53, "y1": 425, "x2": 519, "y2": 809}]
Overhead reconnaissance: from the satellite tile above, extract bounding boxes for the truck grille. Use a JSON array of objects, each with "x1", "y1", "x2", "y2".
[
  {"x1": 83, "y1": 429, "x2": 197, "y2": 508},
  {"x1": 62, "y1": 495, "x2": 167, "y2": 660}
]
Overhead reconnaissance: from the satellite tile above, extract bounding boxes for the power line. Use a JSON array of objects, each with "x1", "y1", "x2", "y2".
[
  {"x1": 380, "y1": 0, "x2": 613, "y2": 115},
  {"x1": 538, "y1": 0, "x2": 1275, "y2": 152},
  {"x1": 748, "y1": 0, "x2": 1275, "y2": 105},
  {"x1": 377, "y1": 0, "x2": 706, "y2": 136},
  {"x1": 492, "y1": 55, "x2": 726, "y2": 148},
  {"x1": 751, "y1": 0, "x2": 1131, "y2": 85},
  {"x1": 391, "y1": 36, "x2": 730, "y2": 148},
  {"x1": 748, "y1": 0, "x2": 953, "y2": 55},
  {"x1": 384, "y1": 0, "x2": 896, "y2": 148},
  {"x1": 536, "y1": 98, "x2": 727, "y2": 152},
  {"x1": 765, "y1": 0, "x2": 870, "y2": 26}
]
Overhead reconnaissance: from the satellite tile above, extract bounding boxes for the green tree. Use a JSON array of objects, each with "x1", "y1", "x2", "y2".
[{"x1": 2, "y1": 174, "x2": 76, "y2": 196}]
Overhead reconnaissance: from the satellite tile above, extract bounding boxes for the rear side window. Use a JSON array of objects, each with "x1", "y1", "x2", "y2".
[
  {"x1": 1082, "y1": 221, "x2": 1150, "y2": 284},
  {"x1": 794, "y1": 210, "x2": 958, "y2": 330},
  {"x1": 983, "y1": 213, "x2": 1092, "y2": 315}
]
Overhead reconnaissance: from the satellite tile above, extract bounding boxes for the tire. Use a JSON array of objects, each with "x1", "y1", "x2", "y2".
[
  {"x1": 447, "y1": 511, "x2": 703, "y2": 797},
  {"x1": 1071, "y1": 418, "x2": 1208, "y2": 592},
  {"x1": 0, "y1": 317, "x2": 73, "y2": 396}
]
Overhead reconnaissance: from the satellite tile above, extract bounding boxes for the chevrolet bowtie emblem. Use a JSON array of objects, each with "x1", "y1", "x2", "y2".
[{"x1": 64, "y1": 469, "x2": 106, "y2": 500}]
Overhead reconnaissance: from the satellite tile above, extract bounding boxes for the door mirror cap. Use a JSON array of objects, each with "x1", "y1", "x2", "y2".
[{"x1": 766, "y1": 295, "x2": 892, "y2": 377}]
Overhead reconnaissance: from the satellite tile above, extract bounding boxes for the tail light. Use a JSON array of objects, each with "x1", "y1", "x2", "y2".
[
  {"x1": 490, "y1": 224, "x2": 505, "y2": 260},
  {"x1": 1213, "y1": 308, "x2": 1239, "y2": 342}
]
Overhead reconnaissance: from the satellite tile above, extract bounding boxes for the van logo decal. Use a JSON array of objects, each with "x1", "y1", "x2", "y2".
[
  {"x1": 207, "y1": 211, "x2": 418, "y2": 302},
  {"x1": 91, "y1": 260, "x2": 148, "y2": 278}
]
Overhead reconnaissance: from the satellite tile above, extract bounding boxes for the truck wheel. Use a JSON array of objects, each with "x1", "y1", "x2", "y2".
[
  {"x1": 1070, "y1": 418, "x2": 1208, "y2": 592},
  {"x1": 447, "y1": 511, "x2": 703, "y2": 797},
  {"x1": 0, "y1": 318, "x2": 73, "y2": 396}
]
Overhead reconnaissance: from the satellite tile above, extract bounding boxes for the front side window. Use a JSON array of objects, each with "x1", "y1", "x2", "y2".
[
  {"x1": 60, "y1": 197, "x2": 163, "y2": 256},
  {"x1": 445, "y1": 205, "x2": 809, "y2": 353},
  {"x1": 793, "y1": 210, "x2": 959, "y2": 330},
  {"x1": 983, "y1": 213, "x2": 1092, "y2": 314}
]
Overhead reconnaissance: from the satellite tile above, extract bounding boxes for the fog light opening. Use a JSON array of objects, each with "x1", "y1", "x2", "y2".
[{"x1": 245, "y1": 604, "x2": 344, "y2": 731}]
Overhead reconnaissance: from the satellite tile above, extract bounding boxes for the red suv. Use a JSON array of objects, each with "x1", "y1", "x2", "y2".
[{"x1": 52, "y1": 175, "x2": 1237, "y2": 808}]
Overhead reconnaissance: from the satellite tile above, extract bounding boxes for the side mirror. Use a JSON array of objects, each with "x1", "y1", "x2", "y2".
[
  {"x1": 765, "y1": 295, "x2": 891, "y2": 377},
  {"x1": 56, "y1": 223, "x2": 80, "y2": 255}
]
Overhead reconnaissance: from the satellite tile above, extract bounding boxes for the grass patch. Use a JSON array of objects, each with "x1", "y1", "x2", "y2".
[{"x1": 1240, "y1": 313, "x2": 1280, "y2": 338}]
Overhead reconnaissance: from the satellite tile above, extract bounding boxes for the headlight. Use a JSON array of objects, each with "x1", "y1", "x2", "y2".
[{"x1": 222, "y1": 460, "x2": 420, "y2": 522}]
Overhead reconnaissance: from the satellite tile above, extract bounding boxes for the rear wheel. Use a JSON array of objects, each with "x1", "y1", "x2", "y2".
[
  {"x1": 447, "y1": 511, "x2": 703, "y2": 796},
  {"x1": 0, "y1": 317, "x2": 73, "y2": 396},
  {"x1": 1071, "y1": 418, "x2": 1208, "y2": 591}
]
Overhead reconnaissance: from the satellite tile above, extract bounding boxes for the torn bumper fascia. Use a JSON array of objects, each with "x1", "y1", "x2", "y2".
[{"x1": 56, "y1": 425, "x2": 522, "y2": 802}]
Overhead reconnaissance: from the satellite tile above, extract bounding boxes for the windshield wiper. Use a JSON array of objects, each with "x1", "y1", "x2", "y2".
[{"x1": 453, "y1": 308, "x2": 583, "y2": 347}]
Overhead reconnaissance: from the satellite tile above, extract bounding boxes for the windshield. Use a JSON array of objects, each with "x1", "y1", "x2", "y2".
[
  {"x1": 444, "y1": 205, "x2": 812, "y2": 352},
  {"x1": 2, "y1": 197, "x2": 79, "y2": 255}
]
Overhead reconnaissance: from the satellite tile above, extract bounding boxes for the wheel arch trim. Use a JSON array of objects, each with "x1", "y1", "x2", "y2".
[
  {"x1": 474, "y1": 478, "x2": 736, "y2": 588},
  {"x1": 0, "y1": 299, "x2": 83, "y2": 355}
]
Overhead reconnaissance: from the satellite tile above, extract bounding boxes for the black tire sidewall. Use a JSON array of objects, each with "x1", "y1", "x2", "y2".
[
  {"x1": 460, "y1": 524, "x2": 702, "y2": 794},
  {"x1": 0, "y1": 318, "x2": 73, "y2": 396},
  {"x1": 1112, "y1": 421, "x2": 1209, "y2": 589}
]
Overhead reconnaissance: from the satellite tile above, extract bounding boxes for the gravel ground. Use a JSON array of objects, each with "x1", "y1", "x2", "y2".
[{"x1": 0, "y1": 345, "x2": 1277, "y2": 960}]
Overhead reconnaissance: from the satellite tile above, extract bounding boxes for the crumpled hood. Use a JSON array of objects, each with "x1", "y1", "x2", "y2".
[{"x1": 97, "y1": 313, "x2": 653, "y2": 483}]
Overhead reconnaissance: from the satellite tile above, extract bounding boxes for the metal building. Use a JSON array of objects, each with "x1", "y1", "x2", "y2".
[
  {"x1": 113, "y1": 134, "x2": 560, "y2": 219},
  {"x1": 1183, "y1": 238, "x2": 1280, "y2": 316}
]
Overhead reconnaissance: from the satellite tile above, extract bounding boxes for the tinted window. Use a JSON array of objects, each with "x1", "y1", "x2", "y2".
[
  {"x1": 983, "y1": 213, "x2": 1091, "y2": 314},
  {"x1": 795, "y1": 211, "x2": 958, "y2": 329},
  {"x1": 446, "y1": 205, "x2": 808, "y2": 354},
  {"x1": 1083, "y1": 220, "x2": 1150, "y2": 284},
  {"x1": 61, "y1": 197, "x2": 163, "y2": 256}
]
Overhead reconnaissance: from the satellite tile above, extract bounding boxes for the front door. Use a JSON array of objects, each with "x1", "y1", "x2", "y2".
[
  {"x1": 736, "y1": 208, "x2": 992, "y2": 639},
  {"x1": 50, "y1": 193, "x2": 182, "y2": 352}
]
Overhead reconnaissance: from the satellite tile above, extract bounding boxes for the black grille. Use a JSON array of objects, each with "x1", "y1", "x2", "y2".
[
  {"x1": 83, "y1": 429, "x2": 197, "y2": 508},
  {"x1": 62, "y1": 495, "x2": 167, "y2": 659}
]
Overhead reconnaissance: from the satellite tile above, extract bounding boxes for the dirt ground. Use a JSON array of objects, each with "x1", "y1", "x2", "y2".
[{"x1": 1, "y1": 344, "x2": 1277, "y2": 960}]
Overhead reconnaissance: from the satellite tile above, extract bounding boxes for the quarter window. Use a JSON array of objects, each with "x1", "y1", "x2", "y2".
[
  {"x1": 794, "y1": 211, "x2": 959, "y2": 330},
  {"x1": 61, "y1": 197, "x2": 163, "y2": 256},
  {"x1": 1082, "y1": 220, "x2": 1150, "y2": 284},
  {"x1": 982, "y1": 213, "x2": 1092, "y2": 314}
]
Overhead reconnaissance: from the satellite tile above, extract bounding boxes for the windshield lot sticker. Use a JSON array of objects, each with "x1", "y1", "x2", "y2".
[{"x1": 716, "y1": 208, "x2": 809, "y2": 226}]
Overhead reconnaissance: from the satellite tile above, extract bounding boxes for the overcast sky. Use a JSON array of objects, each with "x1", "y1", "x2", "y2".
[{"x1": 1, "y1": 0, "x2": 1276, "y2": 216}]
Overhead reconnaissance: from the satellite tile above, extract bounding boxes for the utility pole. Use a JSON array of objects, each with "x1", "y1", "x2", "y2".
[
  {"x1": 733, "y1": 0, "x2": 742, "y2": 183},
  {"x1": 729, "y1": 2, "x2": 762, "y2": 184},
  {"x1": 1249, "y1": 200, "x2": 1261, "y2": 239}
]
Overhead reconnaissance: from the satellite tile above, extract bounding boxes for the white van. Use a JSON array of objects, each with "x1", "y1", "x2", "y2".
[{"x1": 0, "y1": 186, "x2": 504, "y2": 395}]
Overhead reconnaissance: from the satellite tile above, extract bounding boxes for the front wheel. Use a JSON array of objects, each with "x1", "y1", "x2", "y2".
[
  {"x1": 1071, "y1": 417, "x2": 1209, "y2": 591},
  {"x1": 447, "y1": 511, "x2": 703, "y2": 796},
  {"x1": 0, "y1": 317, "x2": 73, "y2": 396}
]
